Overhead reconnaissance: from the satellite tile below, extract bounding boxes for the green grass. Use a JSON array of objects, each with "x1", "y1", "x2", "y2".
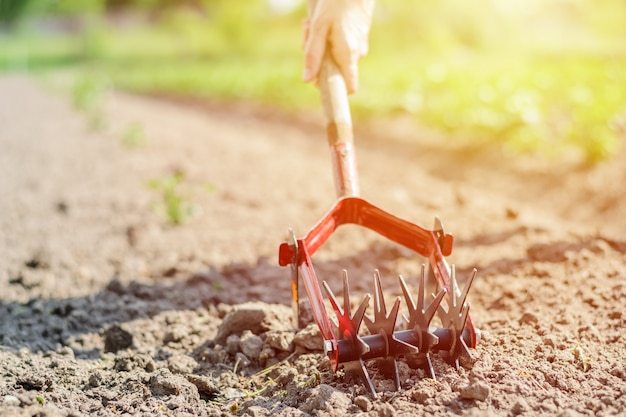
[
  {"x1": 1, "y1": 0, "x2": 625, "y2": 162},
  {"x1": 0, "y1": 33, "x2": 81, "y2": 71},
  {"x1": 358, "y1": 54, "x2": 626, "y2": 162}
]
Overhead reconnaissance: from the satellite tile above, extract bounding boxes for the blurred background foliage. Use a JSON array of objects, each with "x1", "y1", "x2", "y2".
[{"x1": 1, "y1": 0, "x2": 625, "y2": 162}]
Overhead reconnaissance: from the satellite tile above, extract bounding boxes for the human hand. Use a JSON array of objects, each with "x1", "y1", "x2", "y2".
[{"x1": 302, "y1": 0, "x2": 375, "y2": 94}]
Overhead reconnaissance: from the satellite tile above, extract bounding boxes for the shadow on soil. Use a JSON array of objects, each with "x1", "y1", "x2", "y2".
[{"x1": 0, "y1": 242, "x2": 417, "y2": 356}]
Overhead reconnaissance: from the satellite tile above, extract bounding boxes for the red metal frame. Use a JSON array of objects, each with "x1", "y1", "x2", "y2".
[{"x1": 279, "y1": 196, "x2": 478, "y2": 372}]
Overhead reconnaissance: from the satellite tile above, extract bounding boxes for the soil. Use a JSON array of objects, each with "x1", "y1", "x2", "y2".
[{"x1": 1, "y1": 74, "x2": 625, "y2": 417}]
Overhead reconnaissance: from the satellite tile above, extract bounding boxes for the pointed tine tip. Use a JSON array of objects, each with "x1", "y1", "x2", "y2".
[
  {"x1": 459, "y1": 268, "x2": 478, "y2": 306},
  {"x1": 373, "y1": 269, "x2": 382, "y2": 292},
  {"x1": 323, "y1": 288, "x2": 345, "y2": 319},
  {"x1": 460, "y1": 337, "x2": 473, "y2": 360},
  {"x1": 342, "y1": 270, "x2": 350, "y2": 289},
  {"x1": 322, "y1": 280, "x2": 332, "y2": 297},
  {"x1": 373, "y1": 270, "x2": 380, "y2": 285},
  {"x1": 468, "y1": 268, "x2": 478, "y2": 287},
  {"x1": 419, "y1": 287, "x2": 444, "y2": 328},
  {"x1": 356, "y1": 294, "x2": 372, "y2": 328},
  {"x1": 426, "y1": 354, "x2": 437, "y2": 381},
  {"x1": 417, "y1": 264, "x2": 426, "y2": 300},
  {"x1": 434, "y1": 287, "x2": 447, "y2": 304},
  {"x1": 434, "y1": 216, "x2": 444, "y2": 232},
  {"x1": 354, "y1": 293, "x2": 371, "y2": 325},
  {"x1": 373, "y1": 269, "x2": 381, "y2": 279},
  {"x1": 419, "y1": 264, "x2": 428, "y2": 295},
  {"x1": 399, "y1": 275, "x2": 416, "y2": 312},
  {"x1": 287, "y1": 228, "x2": 296, "y2": 246},
  {"x1": 390, "y1": 296, "x2": 401, "y2": 321},
  {"x1": 322, "y1": 280, "x2": 341, "y2": 310},
  {"x1": 373, "y1": 270, "x2": 385, "y2": 313},
  {"x1": 467, "y1": 267, "x2": 478, "y2": 283},
  {"x1": 340, "y1": 270, "x2": 353, "y2": 316},
  {"x1": 358, "y1": 359, "x2": 377, "y2": 398}
]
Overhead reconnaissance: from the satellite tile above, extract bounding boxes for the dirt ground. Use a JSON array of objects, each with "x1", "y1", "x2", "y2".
[{"x1": 1, "y1": 74, "x2": 625, "y2": 417}]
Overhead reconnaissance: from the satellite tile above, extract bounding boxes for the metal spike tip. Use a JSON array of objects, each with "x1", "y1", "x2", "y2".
[{"x1": 436, "y1": 266, "x2": 478, "y2": 366}]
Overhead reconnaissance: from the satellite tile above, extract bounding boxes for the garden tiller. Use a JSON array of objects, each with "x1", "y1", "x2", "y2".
[{"x1": 278, "y1": 40, "x2": 481, "y2": 398}]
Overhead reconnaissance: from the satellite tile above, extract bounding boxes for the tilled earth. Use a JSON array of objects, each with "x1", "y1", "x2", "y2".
[{"x1": 1, "y1": 74, "x2": 625, "y2": 416}]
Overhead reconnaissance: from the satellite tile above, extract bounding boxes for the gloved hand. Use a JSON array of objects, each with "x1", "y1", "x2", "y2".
[{"x1": 302, "y1": 0, "x2": 375, "y2": 94}]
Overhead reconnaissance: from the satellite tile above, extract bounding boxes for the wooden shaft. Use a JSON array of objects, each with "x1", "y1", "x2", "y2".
[
  {"x1": 307, "y1": 0, "x2": 359, "y2": 197},
  {"x1": 318, "y1": 53, "x2": 354, "y2": 147}
]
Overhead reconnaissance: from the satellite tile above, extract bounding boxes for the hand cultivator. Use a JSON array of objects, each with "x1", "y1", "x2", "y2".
[{"x1": 278, "y1": 53, "x2": 480, "y2": 397}]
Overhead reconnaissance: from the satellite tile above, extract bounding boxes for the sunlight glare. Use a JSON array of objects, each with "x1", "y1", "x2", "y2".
[{"x1": 267, "y1": 0, "x2": 302, "y2": 14}]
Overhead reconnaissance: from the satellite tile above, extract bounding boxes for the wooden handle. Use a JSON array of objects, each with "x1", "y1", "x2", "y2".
[
  {"x1": 319, "y1": 53, "x2": 359, "y2": 197},
  {"x1": 318, "y1": 52, "x2": 354, "y2": 147},
  {"x1": 307, "y1": 0, "x2": 359, "y2": 197}
]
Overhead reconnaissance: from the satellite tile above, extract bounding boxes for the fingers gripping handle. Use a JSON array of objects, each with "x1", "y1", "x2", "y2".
[{"x1": 307, "y1": 0, "x2": 360, "y2": 198}]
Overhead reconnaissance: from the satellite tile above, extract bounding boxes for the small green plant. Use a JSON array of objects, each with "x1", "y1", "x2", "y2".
[
  {"x1": 297, "y1": 370, "x2": 321, "y2": 388},
  {"x1": 121, "y1": 122, "x2": 146, "y2": 148},
  {"x1": 147, "y1": 171, "x2": 215, "y2": 225},
  {"x1": 35, "y1": 395, "x2": 45, "y2": 405},
  {"x1": 71, "y1": 72, "x2": 111, "y2": 130}
]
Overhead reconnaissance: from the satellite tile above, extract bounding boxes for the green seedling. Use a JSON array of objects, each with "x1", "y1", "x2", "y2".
[
  {"x1": 121, "y1": 122, "x2": 146, "y2": 148},
  {"x1": 233, "y1": 356, "x2": 242, "y2": 374},
  {"x1": 255, "y1": 352, "x2": 297, "y2": 378},
  {"x1": 71, "y1": 72, "x2": 111, "y2": 131},
  {"x1": 297, "y1": 370, "x2": 321, "y2": 388},
  {"x1": 147, "y1": 171, "x2": 215, "y2": 225}
]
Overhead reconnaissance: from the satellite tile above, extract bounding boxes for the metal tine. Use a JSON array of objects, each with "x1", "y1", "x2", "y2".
[
  {"x1": 364, "y1": 270, "x2": 417, "y2": 392},
  {"x1": 364, "y1": 270, "x2": 400, "y2": 334},
  {"x1": 341, "y1": 270, "x2": 351, "y2": 323},
  {"x1": 458, "y1": 268, "x2": 478, "y2": 314},
  {"x1": 322, "y1": 271, "x2": 377, "y2": 398},
  {"x1": 401, "y1": 264, "x2": 447, "y2": 332},
  {"x1": 344, "y1": 359, "x2": 377, "y2": 398},
  {"x1": 322, "y1": 271, "x2": 370, "y2": 341},
  {"x1": 399, "y1": 264, "x2": 447, "y2": 379},
  {"x1": 436, "y1": 265, "x2": 478, "y2": 370},
  {"x1": 456, "y1": 268, "x2": 477, "y2": 362}
]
